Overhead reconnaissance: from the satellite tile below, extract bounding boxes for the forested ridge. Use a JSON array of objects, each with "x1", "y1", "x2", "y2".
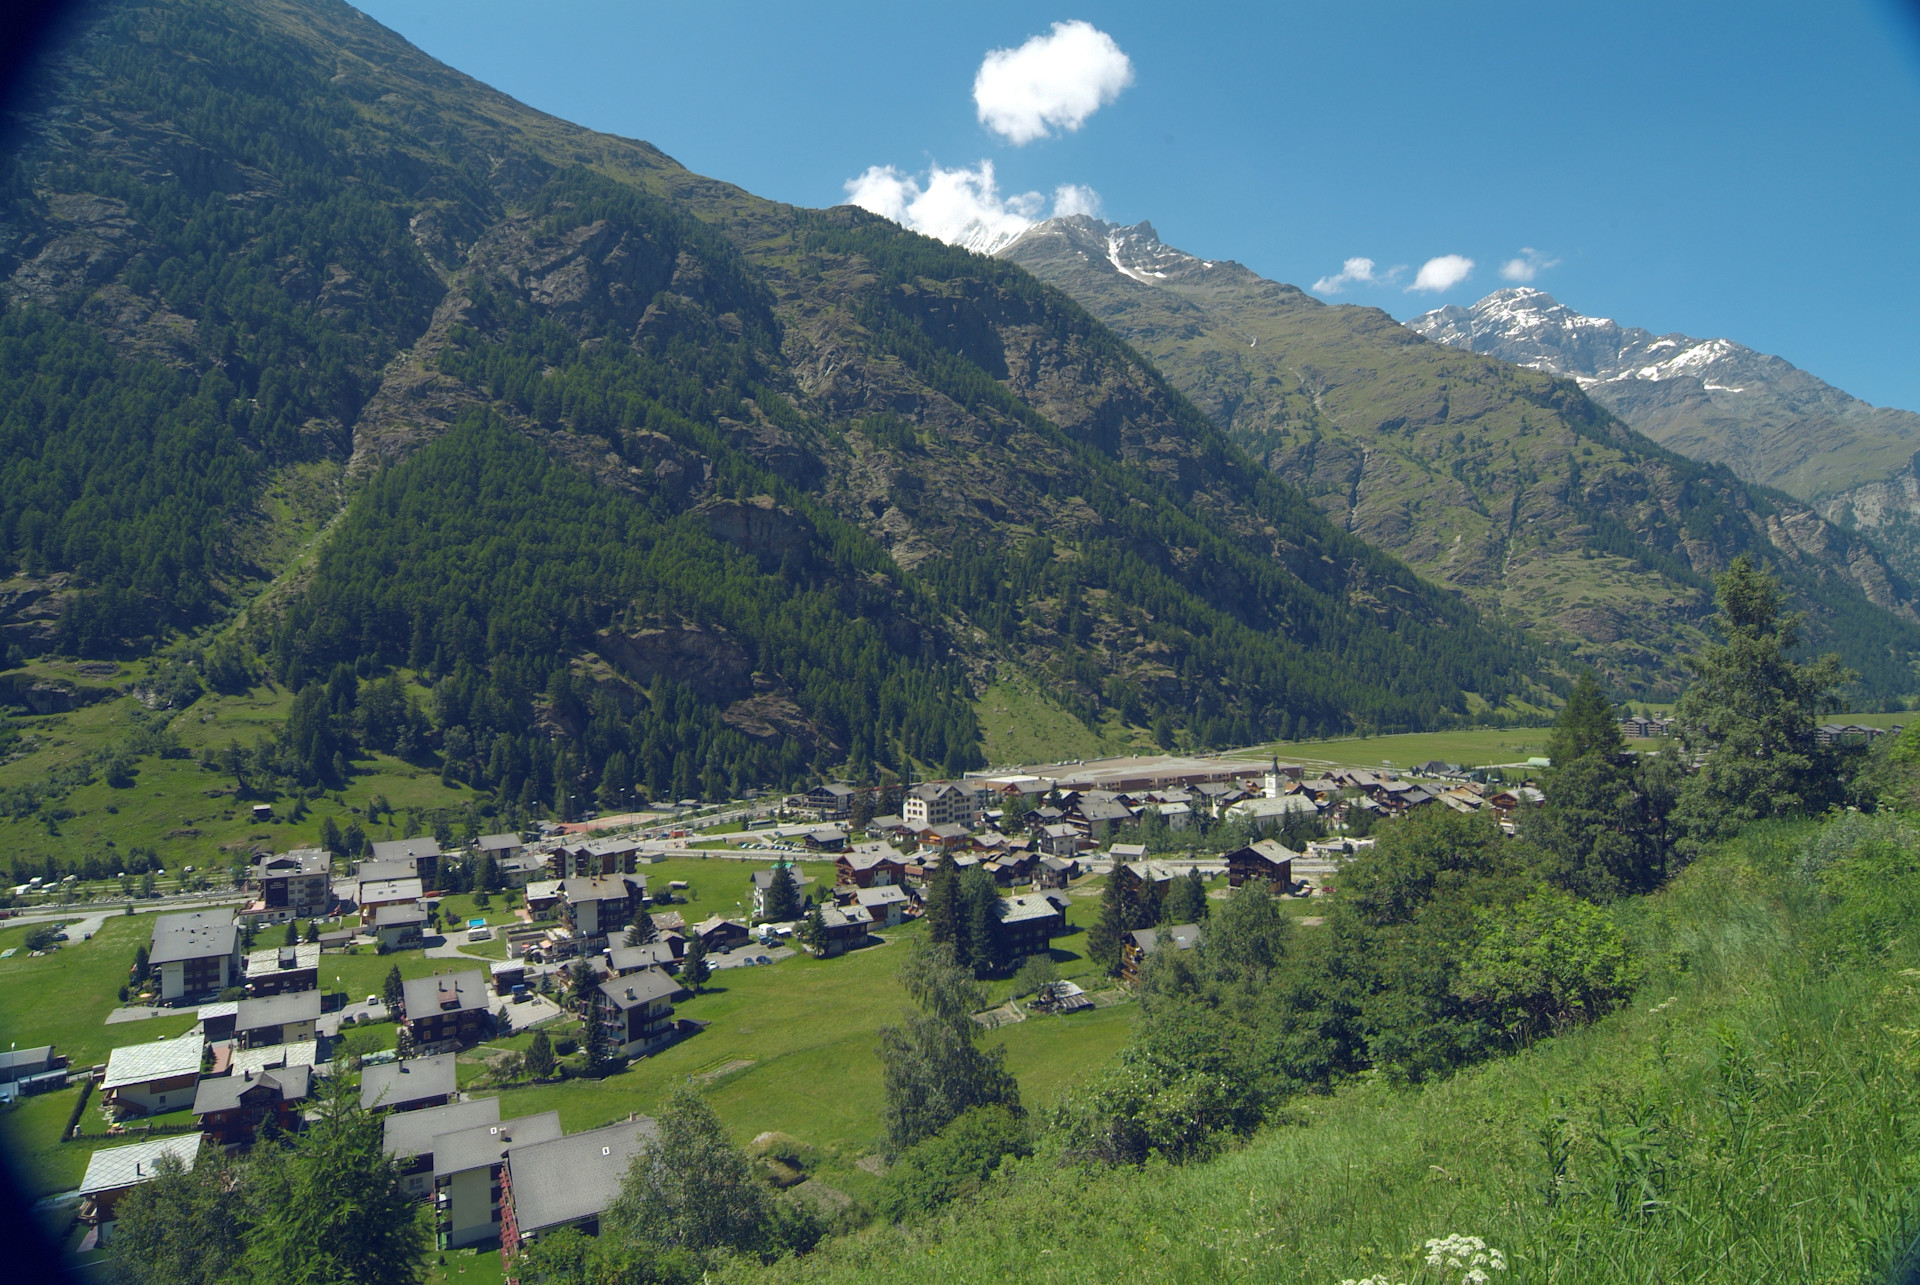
[{"x1": 0, "y1": 0, "x2": 1561, "y2": 798}]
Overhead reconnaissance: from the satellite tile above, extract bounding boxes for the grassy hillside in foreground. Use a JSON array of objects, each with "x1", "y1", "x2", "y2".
[{"x1": 747, "y1": 821, "x2": 1920, "y2": 1285}]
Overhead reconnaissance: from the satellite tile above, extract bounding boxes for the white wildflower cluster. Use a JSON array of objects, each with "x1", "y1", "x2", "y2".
[
  {"x1": 1424, "y1": 1234, "x2": 1508, "y2": 1284},
  {"x1": 1647, "y1": 995, "x2": 1679, "y2": 1015},
  {"x1": 1338, "y1": 1277, "x2": 1405, "y2": 1285}
]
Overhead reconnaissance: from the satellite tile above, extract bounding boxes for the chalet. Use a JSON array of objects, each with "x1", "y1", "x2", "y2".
[
  {"x1": 803, "y1": 827, "x2": 849, "y2": 853},
  {"x1": 384, "y1": 1097, "x2": 501, "y2": 1201},
  {"x1": 491, "y1": 961, "x2": 527, "y2": 996},
  {"x1": 1109, "y1": 843, "x2": 1148, "y2": 863},
  {"x1": 243, "y1": 942, "x2": 320, "y2": 996},
  {"x1": 228, "y1": 1041, "x2": 319, "y2": 1079},
  {"x1": 1033, "y1": 856, "x2": 1079, "y2": 888},
  {"x1": 1069, "y1": 798, "x2": 1134, "y2": 842},
  {"x1": 525, "y1": 879, "x2": 562, "y2": 917},
  {"x1": 361, "y1": 1053, "x2": 459, "y2": 1112},
  {"x1": 902, "y1": 781, "x2": 986, "y2": 829},
  {"x1": 867, "y1": 813, "x2": 911, "y2": 838},
  {"x1": 997, "y1": 892, "x2": 1070, "y2": 962},
  {"x1": 690, "y1": 917, "x2": 752, "y2": 954},
  {"x1": 370, "y1": 837, "x2": 442, "y2": 890},
  {"x1": 437, "y1": 1111, "x2": 563, "y2": 1249},
  {"x1": 594, "y1": 970, "x2": 679, "y2": 1060},
  {"x1": 560, "y1": 875, "x2": 647, "y2": 941},
  {"x1": 498, "y1": 854, "x2": 547, "y2": 887},
  {"x1": 1155, "y1": 801, "x2": 1194, "y2": 830},
  {"x1": 476, "y1": 832, "x2": 526, "y2": 861},
  {"x1": 836, "y1": 849, "x2": 907, "y2": 888},
  {"x1": 192, "y1": 1064, "x2": 311, "y2": 1146},
  {"x1": 1122, "y1": 923, "x2": 1203, "y2": 981},
  {"x1": 358, "y1": 877, "x2": 425, "y2": 926},
  {"x1": 401, "y1": 971, "x2": 492, "y2": 1053},
  {"x1": 79, "y1": 1135, "x2": 206, "y2": 1241},
  {"x1": 1027, "y1": 805, "x2": 1067, "y2": 830},
  {"x1": 374, "y1": 902, "x2": 429, "y2": 950},
  {"x1": 1226, "y1": 838, "x2": 1296, "y2": 892},
  {"x1": 234, "y1": 990, "x2": 321, "y2": 1049},
  {"x1": 148, "y1": 910, "x2": 242, "y2": 1003},
  {"x1": 813, "y1": 903, "x2": 870, "y2": 956},
  {"x1": 915, "y1": 822, "x2": 971, "y2": 851},
  {"x1": 606, "y1": 941, "x2": 679, "y2": 974},
  {"x1": 500, "y1": 1119, "x2": 657, "y2": 1253},
  {"x1": 1036, "y1": 823, "x2": 1081, "y2": 858},
  {"x1": 1817, "y1": 723, "x2": 1891, "y2": 747},
  {"x1": 547, "y1": 837, "x2": 643, "y2": 880},
  {"x1": 247, "y1": 848, "x2": 332, "y2": 922},
  {"x1": 1225, "y1": 794, "x2": 1320, "y2": 830},
  {"x1": 197, "y1": 1001, "x2": 238, "y2": 1043},
  {"x1": 853, "y1": 884, "x2": 912, "y2": 927},
  {"x1": 101, "y1": 1036, "x2": 205, "y2": 1118},
  {"x1": 804, "y1": 782, "x2": 859, "y2": 820},
  {"x1": 1487, "y1": 787, "x2": 1545, "y2": 818}
]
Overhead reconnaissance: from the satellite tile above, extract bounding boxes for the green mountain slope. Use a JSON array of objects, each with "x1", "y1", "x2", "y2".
[
  {"x1": 1000, "y1": 217, "x2": 1920, "y2": 702},
  {"x1": 0, "y1": 0, "x2": 1544, "y2": 803}
]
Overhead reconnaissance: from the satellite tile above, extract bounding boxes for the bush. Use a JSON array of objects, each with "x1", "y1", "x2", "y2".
[
  {"x1": 24, "y1": 925, "x2": 57, "y2": 952},
  {"x1": 880, "y1": 1105, "x2": 1032, "y2": 1221},
  {"x1": 1008, "y1": 953, "x2": 1060, "y2": 998}
]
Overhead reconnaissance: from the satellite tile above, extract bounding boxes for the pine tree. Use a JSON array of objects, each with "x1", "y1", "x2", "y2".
[
  {"x1": 1087, "y1": 866, "x2": 1140, "y2": 975},
  {"x1": 1532, "y1": 671, "x2": 1667, "y2": 899},
  {"x1": 381, "y1": 964, "x2": 404, "y2": 1017},
  {"x1": 525, "y1": 1029, "x2": 556, "y2": 1079},
  {"x1": 584, "y1": 996, "x2": 610, "y2": 1072},
  {"x1": 763, "y1": 862, "x2": 801, "y2": 922},
  {"x1": 924, "y1": 858, "x2": 961, "y2": 949},
  {"x1": 624, "y1": 906, "x2": 658, "y2": 947},
  {"x1": 283, "y1": 920, "x2": 299, "y2": 947},
  {"x1": 1671, "y1": 556, "x2": 1852, "y2": 852},
  {"x1": 958, "y1": 866, "x2": 1001, "y2": 976},
  {"x1": 1165, "y1": 868, "x2": 1208, "y2": 924},
  {"x1": 798, "y1": 904, "x2": 827, "y2": 956},
  {"x1": 684, "y1": 933, "x2": 710, "y2": 991}
]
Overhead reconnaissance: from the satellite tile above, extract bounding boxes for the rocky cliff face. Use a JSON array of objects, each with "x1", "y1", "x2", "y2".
[
  {"x1": 1409, "y1": 289, "x2": 1920, "y2": 582},
  {"x1": 1001, "y1": 217, "x2": 1920, "y2": 700}
]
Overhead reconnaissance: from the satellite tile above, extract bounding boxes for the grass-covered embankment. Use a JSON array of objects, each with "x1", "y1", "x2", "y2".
[{"x1": 759, "y1": 819, "x2": 1920, "y2": 1284}]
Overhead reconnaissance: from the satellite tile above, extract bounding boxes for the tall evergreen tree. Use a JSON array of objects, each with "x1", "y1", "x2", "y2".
[
  {"x1": 108, "y1": 1151, "x2": 242, "y2": 1285},
  {"x1": 763, "y1": 862, "x2": 802, "y2": 922},
  {"x1": 1671, "y1": 556, "x2": 1852, "y2": 852},
  {"x1": 924, "y1": 859, "x2": 961, "y2": 949},
  {"x1": 525, "y1": 1029, "x2": 556, "y2": 1079},
  {"x1": 1531, "y1": 671, "x2": 1670, "y2": 899},
  {"x1": 624, "y1": 905, "x2": 659, "y2": 947},
  {"x1": 1164, "y1": 868, "x2": 1209, "y2": 925},
  {"x1": 381, "y1": 964, "x2": 405, "y2": 1017},
  {"x1": 240, "y1": 1079, "x2": 429, "y2": 1285},
  {"x1": 684, "y1": 933, "x2": 710, "y2": 991},
  {"x1": 1087, "y1": 866, "x2": 1142, "y2": 975},
  {"x1": 958, "y1": 866, "x2": 1003, "y2": 976}
]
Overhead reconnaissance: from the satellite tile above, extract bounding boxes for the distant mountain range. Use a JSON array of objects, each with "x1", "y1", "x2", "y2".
[
  {"x1": 1409, "y1": 289, "x2": 1920, "y2": 582},
  {"x1": 999, "y1": 217, "x2": 1920, "y2": 700}
]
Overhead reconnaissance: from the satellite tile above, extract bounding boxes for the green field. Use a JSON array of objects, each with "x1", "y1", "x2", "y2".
[
  {"x1": 1261, "y1": 726, "x2": 1557, "y2": 771},
  {"x1": 0, "y1": 866, "x2": 1135, "y2": 1210}
]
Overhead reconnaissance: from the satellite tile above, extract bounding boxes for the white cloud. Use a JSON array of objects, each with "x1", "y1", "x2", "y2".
[
  {"x1": 1050, "y1": 183, "x2": 1103, "y2": 219},
  {"x1": 1499, "y1": 247, "x2": 1561, "y2": 283},
  {"x1": 1408, "y1": 254, "x2": 1475, "y2": 293},
  {"x1": 1312, "y1": 257, "x2": 1381, "y2": 294},
  {"x1": 843, "y1": 161, "x2": 1098, "y2": 254},
  {"x1": 974, "y1": 20, "x2": 1134, "y2": 145}
]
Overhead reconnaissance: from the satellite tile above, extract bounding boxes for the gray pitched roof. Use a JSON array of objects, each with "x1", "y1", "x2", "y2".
[
  {"x1": 148, "y1": 910, "x2": 237, "y2": 966},
  {"x1": 383, "y1": 1097, "x2": 501, "y2": 1160},
  {"x1": 597, "y1": 971, "x2": 678, "y2": 1011},
  {"x1": 79, "y1": 1134, "x2": 204, "y2": 1197},
  {"x1": 235, "y1": 990, "x2": 321, "y2": 1031},
  {"x1": 400, "y1": 971, "x2": 490, "y2": 1019},
  {"x1": 244, "y1": 942, "x2": 321, "y2": 976},
  {"x1": 371, "y1": 837, "x2": 442, "y2": 862},
  {"x1": 102, "y1": 1036, "x2": 205, "y2": 1090},
  {"x1": 373, "y1": 902, "x2": 428, "y2": 927},
  {"x1": 192, "y1": 1064, "x2": 311, "y2": 1115},
  {"x1": 360, "y1": 1053, "x2": 458, "y2": 1110},
  {"x1": 506, "y1": 1119, "x2": 656, "y2": 1234},
  {"x1": 477, "y1": 833, "x2": 524, "y2": 852},
  {"x1": 358, "y1": 877, "x2": 424, "y2": 904},
  {"x1": 562, "y1": 874, "x2": 641, "y2": 903},
  {"x1": 434, "y1": 1111, "x2": 563, "y2": 1178},
  {"x1": 606, "y1": 943, "x2": 677, "y2": 972}
]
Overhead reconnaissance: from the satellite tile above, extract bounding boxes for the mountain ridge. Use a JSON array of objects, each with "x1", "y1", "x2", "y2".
[
  {"x1": 1408, "y1": 287, "x2": 1920, "y2": 582},
  {"x1": 1000, "y1": 215, "x2": 1920, "y2": 702}
]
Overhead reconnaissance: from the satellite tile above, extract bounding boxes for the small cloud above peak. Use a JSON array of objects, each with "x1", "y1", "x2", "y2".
[
  {"x1": 1499, "y1": 247, "x2": 1561, "y2": 283},
  {"x1": 1313, "y1": 257, "x2": 1382, "y2": 294},
  {"x1": 974, "y1": 20, "x2": 1134, "y2": 146},
  {"x1": 844, "y1": 161, "x2": 1100, "y2": 254},
  {"x1": 1408, "y1": 254, "x2": 1475, "y2": 293}
]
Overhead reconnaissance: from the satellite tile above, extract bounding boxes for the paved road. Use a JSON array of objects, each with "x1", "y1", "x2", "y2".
[{"x1": 6, "y1": 890, "x2": 245, "y2": 929}]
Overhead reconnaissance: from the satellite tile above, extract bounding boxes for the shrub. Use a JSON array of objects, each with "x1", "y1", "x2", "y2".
[
  {"x1": 1008, "y1": 953, "x2": 1060, "y2": 998},
  {"x1": 880, "y1": 1104, "x2": 1032, "y2": 1221}
]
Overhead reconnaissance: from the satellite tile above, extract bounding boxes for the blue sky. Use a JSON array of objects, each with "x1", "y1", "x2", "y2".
[{"x1": 353, "y1": 1, "x2": 1920, "y2": 410}]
